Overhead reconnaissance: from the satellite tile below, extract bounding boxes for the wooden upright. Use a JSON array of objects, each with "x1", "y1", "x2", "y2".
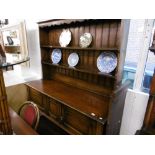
[
  {"x1": 0, "y1": 38, "x2": 12, "y2": 134},
  {"x1": 141, "y1": 30, "x2": 155, "y2": 134},
  {"x1": 0, "y1": 68, "x2": 12, "y2": 134}
]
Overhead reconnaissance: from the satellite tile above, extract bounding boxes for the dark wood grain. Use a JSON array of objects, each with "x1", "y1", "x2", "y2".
[
  {"x1": 116, "y1": 22, "x2": 121, "y2": 48},
  {"x1": 63, "y1": 106, "x2": 92, "y2": 134},
  {"x1": 150, "y1": 72, "x2": 155, "y2": 95},
  {"x1": 70, "y1": 27, "x2": 75, "y2": 46},
  {"x1": 109, "y1": 22, "x2": 117, "y2": 47},
  {"x1": 39, "y1": 28, "x2": 49, "y2": 45},
  {"x1": 26, "y1": 80, "x2": 109, "y2": 118},
  {"x1": 89, "y1": 24, "x2": 96, "y2": 48},
  {"x1": 102, "y1": 23, "x2": 110, "y2": 47},
  {"x1": 0, "y1": 69, "x2": 12, "y2": 134},
  {"x1": 142, "y1": 71, "x2": 155, "y2": 134},
  {"x1": 95, "y1": 24, "x2": 102, "y2": 48},
  {"x1": 37, "y1": 19, "x2": 129, "y2": 134},
  {"x1": 138, "y1": 30, "x2": 155, "y2": 134},
  {"x1": 49, "y1": 99, "x2": 61, "y2": 120},
  {"x1": 74, "y1": 27, "x2": 79, "y2": 46}
]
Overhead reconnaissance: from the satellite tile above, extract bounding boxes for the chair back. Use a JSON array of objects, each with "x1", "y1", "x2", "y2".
[{"x1": 19, "y1": 101, "x2": 39, "y2": 130}]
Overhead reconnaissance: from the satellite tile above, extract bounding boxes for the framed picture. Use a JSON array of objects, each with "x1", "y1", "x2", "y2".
[
  {"x1": 2, "y1": 29, "x2": 20, "y2": 46},
  {"x1": 0, "y1": 21, "x2": 29, "y2": 60}
]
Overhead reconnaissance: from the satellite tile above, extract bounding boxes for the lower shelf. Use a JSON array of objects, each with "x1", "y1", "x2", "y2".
[{"x1": 42, "y1": 61, "x2": 116, "y2": 79}]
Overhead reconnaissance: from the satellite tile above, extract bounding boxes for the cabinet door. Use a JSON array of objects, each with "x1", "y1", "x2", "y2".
[
  {"x1": 48, "y1": 99, "x2": 62, "y2": 121},
  {"x1": 28, "y1": 87, "x2": 45, "y2": 111},
  {"x1": 62, "y1": 106, "x2": 104, "y2": 134}
]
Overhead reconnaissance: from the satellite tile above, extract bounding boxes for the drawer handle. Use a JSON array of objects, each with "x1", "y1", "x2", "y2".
[
  {"x1": 99, "y1": 117, "x2": 103, "y2": 120},
  {"x1": 59, "y1": 116, "x2": 64, "y2": 124},
  {"x1": 91, "y1": 113, "x2": 96, "y2": 116}
]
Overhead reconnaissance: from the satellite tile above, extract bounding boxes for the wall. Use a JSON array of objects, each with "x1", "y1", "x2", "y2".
[
  {"x1": 120, "y1": 20, "x2": 154, "y2": 135},
  {"x1": 125, "y1": 20, "x2": 145, "y2": 68},
  {"x1": 6, "y1": 84, "x2": 28, "y2": 113},
  {"x1": 120, "y1": 89, "x2": 149, "y2": 134},
  {"x1": 25, "y1": 20, "x2": 42, "y2": 77}
]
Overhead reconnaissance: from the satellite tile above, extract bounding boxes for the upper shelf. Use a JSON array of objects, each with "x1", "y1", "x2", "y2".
[{"x1": 41, "y1": 45, "x2": 119, "y2": 52}]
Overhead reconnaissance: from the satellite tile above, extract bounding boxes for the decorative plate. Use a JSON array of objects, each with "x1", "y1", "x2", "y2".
[
  {"x1": 51, "y1": 49, "x2": 62, "y2": 64},
  {"x1": 59, "y1": 29, "x2": 71, "y2": 47},
  {"x1": 79, "y1": 33, "x2": 92, "y2": 48},
  {"x1": 68, "y1": 52, "x2": 79, "y2": 67},
  {"x1": 97, "y1": 52, "x2": 117, "y2": 73}
]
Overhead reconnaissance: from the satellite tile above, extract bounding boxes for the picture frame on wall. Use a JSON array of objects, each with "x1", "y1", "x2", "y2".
[{"x1": 0, "y1": 21, "x2": 29, "y2": 61}]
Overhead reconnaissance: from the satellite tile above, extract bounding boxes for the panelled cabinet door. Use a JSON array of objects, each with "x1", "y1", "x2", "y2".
[
  {"x1": 28, "y1": 87, "x2": 45, "y2": 111},
  {"x1": 62, "y1": 106, "x2": 104, "y2": 134},
  {"x1": 42, "y1": 95, "x2": 51, "y2": 114},
  {"x1": 48, "y1": 99, "x2": 62, "y2": 121}
]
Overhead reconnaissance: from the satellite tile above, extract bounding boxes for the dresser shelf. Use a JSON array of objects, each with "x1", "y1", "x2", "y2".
[
  {"x1": 41, "y1": 45, "x2": 119, "y2": 52},
  {"x1": 42, "y1": 61, "x2": 116, "y2": 79}
]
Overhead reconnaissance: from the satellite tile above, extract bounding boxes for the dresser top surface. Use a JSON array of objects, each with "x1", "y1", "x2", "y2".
[{"x1": 26, "y1": 79, "x2": 110, "y2": 121}]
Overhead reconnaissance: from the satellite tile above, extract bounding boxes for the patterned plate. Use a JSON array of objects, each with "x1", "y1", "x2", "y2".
[
  {"x1": 79, "y1": 33, "x2": 92, "y2": 48},
  {"x1": 97, "y1": 52, "x2": 117, "y2": 73},
  {"x1": 59, "y1": 29, "x2": 71, "y2": 47},
  {"x1": 51, "y1": 49, "x2": 62, "y2": 64},
  {"x1": 68, "y1": 53, "x2": 79, "y2": 67}
]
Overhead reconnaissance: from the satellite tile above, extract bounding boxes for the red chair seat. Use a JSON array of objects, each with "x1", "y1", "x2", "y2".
[{"x1": 19, "y1": 101, "x2": 39, "y2": 130}]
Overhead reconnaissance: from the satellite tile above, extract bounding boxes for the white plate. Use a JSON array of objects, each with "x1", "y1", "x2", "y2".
[
  {"x1": 59, "y1": 29, "x2": 71, "y2": 47},
  {"x1": 51, "y1": 49, "x2": 62, "y2": 64},
  {"x1": 68, "y1": 53, "x2": 79, "y2": 67},
  {"x1": 79, "y1": 33, "x2": 92, "y2": 48},
  {"x1": 97, "y1": 52, "x2": 117, "y2": 73}
]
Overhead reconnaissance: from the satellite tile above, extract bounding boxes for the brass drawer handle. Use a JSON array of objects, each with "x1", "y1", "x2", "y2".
[
  {"x1": 99, "y1": 117, "x2": 103, "y2": 120},
  {"x1": 91, "y1": 113, "x2": 96, "y2": 116}
]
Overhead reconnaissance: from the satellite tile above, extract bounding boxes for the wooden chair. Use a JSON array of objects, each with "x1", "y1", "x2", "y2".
[{"x1": 18, "y1": 101, "x2": 40, "y2": 130}]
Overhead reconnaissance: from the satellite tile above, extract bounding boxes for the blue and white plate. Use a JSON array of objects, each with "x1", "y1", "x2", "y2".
[
  {"x1": 51, "y1": 49, "x2": 62, "y2": 64},
  {"x1": 68, "y1": 52, "x2": 79, "y2": 67},
  {"x1": 97, "y1": 52, "x2": 117, "y2": 73}
]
